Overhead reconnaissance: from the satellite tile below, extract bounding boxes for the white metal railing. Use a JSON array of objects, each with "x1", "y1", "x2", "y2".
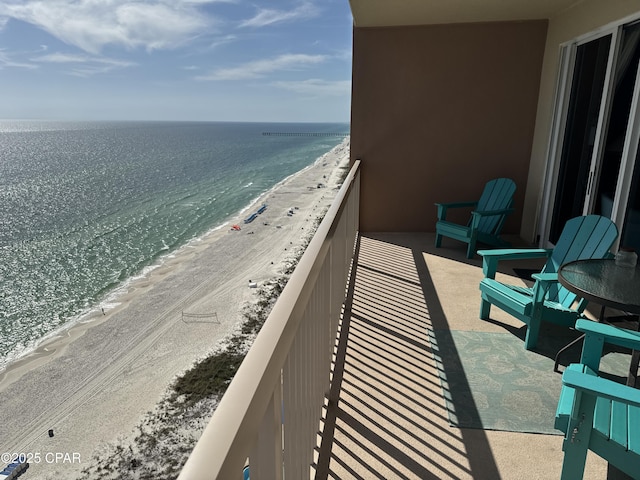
[{"x1": 178, "y1": 160, "x2": 360, "y2": 480}]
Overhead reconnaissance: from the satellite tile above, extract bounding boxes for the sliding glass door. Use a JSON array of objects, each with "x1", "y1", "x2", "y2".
[
  {"x1": 544, "y1": 20, "x2": 640, "y2": 252},
  {"x1": 548, "y1": 34, "x2": 611, "y2": 243}
]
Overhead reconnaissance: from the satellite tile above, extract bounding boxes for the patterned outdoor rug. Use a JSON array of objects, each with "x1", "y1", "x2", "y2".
[{"x1": 433, "y1": 327, "x2": 631, "y2": 435}]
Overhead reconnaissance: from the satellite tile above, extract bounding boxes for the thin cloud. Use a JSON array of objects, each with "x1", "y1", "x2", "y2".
[
  {"x1": 0, "y1": 1, "x2": 225, "y2": 54},
  {"x1": 239, "y1": 2, "x2": 319, "y2": 28},
  {"x1": 272, "y1": 79, "x2": 350, "y2": 96},
  {"x1": 196, "y1": 53, "x2": 326, "y2": 81},
  {"x1": 30, "y1": 51, "x2": 135, "y2": 77},
  {"x1": 33, "y1": 52, "x2": 93, "y2": 63},
  {"x1": 68, "y1": 64, "x2": 131, "y2": 77},
  {"x1": 183, "y1": 0, "x2": 236, "y2": 3},
  {"x1": 0, "y1": 49, "x2": 38, "y2": 69},
  {"x1": 208, "y1": 34, "x2": 238, "y2": 50}
]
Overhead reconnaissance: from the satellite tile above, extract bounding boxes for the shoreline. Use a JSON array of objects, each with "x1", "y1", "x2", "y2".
[
  {"x1": 0, "y1": 139, "x2": 345, "y2": 382},
  {"x1": 0, "y1": 138, "x2": 350, "y2": 479},
  {"x1": 0, "y1": 137, "x2": 344, "y2": 374}
]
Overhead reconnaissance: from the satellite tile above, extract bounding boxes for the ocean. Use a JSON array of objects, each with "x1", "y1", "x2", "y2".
[{"x1": 0, "y1": 120, "x2": 349, "y2": 371}]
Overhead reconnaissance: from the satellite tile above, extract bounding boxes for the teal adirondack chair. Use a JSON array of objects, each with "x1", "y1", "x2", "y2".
[
  {"x1": 555, "y1": 320, "x2": 640, "y2": 479},
  {"x1": 478, "y1": 215, "x2": 618, "y2": 350},
  {"x1": 435, "y1": 178, "x2": 515, "y2": 258}
]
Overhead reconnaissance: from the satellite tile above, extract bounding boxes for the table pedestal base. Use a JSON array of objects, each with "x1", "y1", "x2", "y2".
[{"x1": 554, "y1": 313, "x2": 640, "y2": 381}]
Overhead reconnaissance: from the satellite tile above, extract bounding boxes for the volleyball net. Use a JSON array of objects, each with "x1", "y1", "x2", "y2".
[{"x1": 181, "y1": 311, "x2": 219, "y2": 324}]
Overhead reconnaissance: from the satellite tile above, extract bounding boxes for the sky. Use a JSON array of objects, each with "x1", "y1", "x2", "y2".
[{"x1": 0, "y1": 0, "x2": 353, "y2": 122}]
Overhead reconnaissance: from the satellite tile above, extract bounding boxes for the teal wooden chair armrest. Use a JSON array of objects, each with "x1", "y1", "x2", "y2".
[
  {"x1": 530, "y1": 273, "x2": 559, "y2": 304},
  {"x1": 478, "y1": 248, "x2": 553, "y2": 260},
  {"x1": 435, "y1": 201, "x2": 478, "y2": 220},
  {"x1": 435, "y1": 201, "x2": 479, "y2": 209},
  {"x1": 575, "y1": 319, "x2": 640, "y2": 372},
  {"x1": 530, "y1": 272, "x2": 559, "y2": 304},
  {"x1": 435, "y1": 201, "x2": 479, "y2": 208},
  {"x1": 562, "y1": 368, "x2": 640, "y2": 407},
  {"x1": 472, "y1": 207, "x2": 514, "y2": 218},
  {"x1": 477, "y1": 248, "x2": 551, "y2": 259},
  {"x1": 478, "y1": 248, "x2": 551, "y2": 279},
  {"x1": 531, "y1": 272, "x2": 558, "y2": 282}
]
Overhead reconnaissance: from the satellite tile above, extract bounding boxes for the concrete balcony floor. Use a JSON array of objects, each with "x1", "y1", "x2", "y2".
[{"x1": 313, "y1": 232, "x2": 611, "y2": 480}]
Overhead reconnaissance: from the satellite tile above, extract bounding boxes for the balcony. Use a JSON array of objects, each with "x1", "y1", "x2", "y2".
[{"x1": 178, "y1": 160, "x2": 612, "y2": 479}]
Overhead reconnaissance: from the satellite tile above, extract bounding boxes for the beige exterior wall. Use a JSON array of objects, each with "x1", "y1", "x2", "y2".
[
  {"x1": 523, "y1": 0, "x2": 640, "y2": 243},
  {"x1": 351, "y1": 20, "x2": 548, "y2": 233}
]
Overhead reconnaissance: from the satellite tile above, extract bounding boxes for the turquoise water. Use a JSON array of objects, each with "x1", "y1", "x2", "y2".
[{"x1": 0, "y1": 120, "x2": 348, "y2": 370}]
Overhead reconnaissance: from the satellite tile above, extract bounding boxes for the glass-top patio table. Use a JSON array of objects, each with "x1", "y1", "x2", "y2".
[
  {"x1": 558, "y1": 258, "x2": 640, "y2": 315},
  {"x1": 556, "y1": 258, "x2": 640, "y2": 384}
]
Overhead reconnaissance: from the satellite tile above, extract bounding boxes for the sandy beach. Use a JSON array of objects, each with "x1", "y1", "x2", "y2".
[{"x1": 0, "y1": 139, "x2": 350, "y2": 479}]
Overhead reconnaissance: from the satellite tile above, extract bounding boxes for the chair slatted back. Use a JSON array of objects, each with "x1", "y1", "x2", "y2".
[
  {"x1": 543, "y1": 215, "x2": 618, "y2": 306},
  {"x1": 475, "y1": 178, "x2": 516, "y2": 235}
]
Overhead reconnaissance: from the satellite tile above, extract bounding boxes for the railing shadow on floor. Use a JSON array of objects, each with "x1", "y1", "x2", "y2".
[{"x1": 314, "y1": 233, "x2": 500, "y2": 479}]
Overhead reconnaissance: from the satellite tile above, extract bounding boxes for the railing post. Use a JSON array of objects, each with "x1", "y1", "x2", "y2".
[{"x1": 249, "y1": 381, "x2": 283, "y2": 480}]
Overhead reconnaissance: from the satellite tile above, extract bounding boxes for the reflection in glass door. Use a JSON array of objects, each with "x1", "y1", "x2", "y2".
[{"x1": 622, "y1": 156, "x2": 640, "y2": 252}]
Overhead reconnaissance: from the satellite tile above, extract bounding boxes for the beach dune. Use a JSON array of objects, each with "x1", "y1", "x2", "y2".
[{"x1": 0, "y1": 139, "x2": 350, "y2": 479}]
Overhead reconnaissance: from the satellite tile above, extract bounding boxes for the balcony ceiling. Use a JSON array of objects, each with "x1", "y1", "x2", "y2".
[{"x1": 349, "y1": 0, "x2": 579, "y2": 27}]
